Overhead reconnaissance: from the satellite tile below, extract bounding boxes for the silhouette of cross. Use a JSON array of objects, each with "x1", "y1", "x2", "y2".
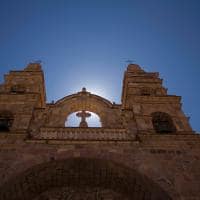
[{"x1": 76, "y1": 110, "x2": 91, "y2": 127}]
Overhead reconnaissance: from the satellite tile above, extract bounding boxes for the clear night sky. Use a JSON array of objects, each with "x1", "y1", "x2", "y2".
[{"x1": 0, "y1": 0, "x2": 199, "y2": 131}]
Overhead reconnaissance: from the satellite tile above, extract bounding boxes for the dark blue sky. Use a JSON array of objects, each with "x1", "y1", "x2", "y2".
[{"x1": 0, "y1": 0, "x2": 200, "y2": 131}]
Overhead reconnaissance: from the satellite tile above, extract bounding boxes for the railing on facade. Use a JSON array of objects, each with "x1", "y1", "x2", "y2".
[{"x1": 36, "y1": 127, "x2": 131, "y2": 141}]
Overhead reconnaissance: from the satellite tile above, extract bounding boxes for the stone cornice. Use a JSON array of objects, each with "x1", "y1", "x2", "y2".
[
  {"x1": 128, "y1": 95, "x2": 181, "y2": 103},
  {"x1": 35, "y1": 127, "x2": 133, "y2": 141}
]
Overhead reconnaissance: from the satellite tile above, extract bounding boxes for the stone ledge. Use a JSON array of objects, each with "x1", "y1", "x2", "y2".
[
  {"x1": 0, "y1": 132, "x2": 27, "y2": 139},
  {"x1": 34, "y1": 127, "x2": 133, "y2": 141},
  {"x1": 25, "y1": 139, "x2": 138, "y2": 145},
  {"x1": 139, "y1": 133, "x2": 200, "y2": 140}
]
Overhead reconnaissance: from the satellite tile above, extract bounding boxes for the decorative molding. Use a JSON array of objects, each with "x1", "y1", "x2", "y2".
[{"x1": 36, "y1": 127, "x2": 132, "y2": 141}]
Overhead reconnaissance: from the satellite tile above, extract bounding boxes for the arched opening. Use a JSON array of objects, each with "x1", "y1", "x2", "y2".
[
  {"x1": 140, "y1": 88, "x2": 155, "y2": 96},
  {"x1": 10, "y1": 84, "x2": 26, "y2": 93},
  {"x1": 0, "y1": 111, "x2": 13, "y2": 132},
  {"x1": 65, "y1": 111, "x2": 102, "y2": 127},
  {"x1": 49, "y1": 89, "x2": 116, "y2": 128},
  {"x1": 0, "y1": 158, "x2": 171, "y2": 200},
  {"x1": 141, "y1": 88, "x2": 151, "y2": 96},
  {"x1": 151, "y1": 112, "x2": 176, "y2": 134}
]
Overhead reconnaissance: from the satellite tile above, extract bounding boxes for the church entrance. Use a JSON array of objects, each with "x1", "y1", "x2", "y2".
[{"x1": 0, "y1": 158, "x2": 171, "y2": 200}]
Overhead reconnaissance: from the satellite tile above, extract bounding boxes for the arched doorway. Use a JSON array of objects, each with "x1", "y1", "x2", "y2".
[{"x1": 0, "y1": 158, "x2": 171, "y2": 200}]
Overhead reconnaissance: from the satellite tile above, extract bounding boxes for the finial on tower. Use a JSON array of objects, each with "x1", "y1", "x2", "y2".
[
  {"x1": 125, "y1": 59, "x2": 135, "y2": 64},
  {"x1": 82, "y1": 87, "x2": 87, "y2": 92},
  {"x1": 127, "y1": 64, "x2": 144, "y2": 73},
  {"x1": 25, "y1": 61, "x2": 42, "y2": 71}
]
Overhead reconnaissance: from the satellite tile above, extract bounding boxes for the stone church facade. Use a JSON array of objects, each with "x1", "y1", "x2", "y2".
[{"x1": 0, "y1": 63, "x2": 199, "y2": 200}]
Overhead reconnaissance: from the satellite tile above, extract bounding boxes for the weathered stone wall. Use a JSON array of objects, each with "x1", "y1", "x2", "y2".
[
  {"x1": 121, "y1": 64, "x2": 193, "y2": 133},
  {"x1": 0, "y1": 133, "x2": 200, "y2": 199},
  {"x1": 0, "y1": 63, "x2": 199, "y2": 199}
]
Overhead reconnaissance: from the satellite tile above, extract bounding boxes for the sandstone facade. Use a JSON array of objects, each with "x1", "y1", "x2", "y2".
[{"x1": 0, "y1": 63, "x2": 199, "y2": 200}]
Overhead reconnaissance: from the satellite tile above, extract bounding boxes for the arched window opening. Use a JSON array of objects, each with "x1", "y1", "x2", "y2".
[
  {"x1": 140, "y1": 88, "x2": 154, "y2": 96},
  {"x1": 10, "y1": 84, "x2": 26, "y2": 94},
  {"x1": 0, "y1": 111, "x2": 13, "y2": 132},
  {"x1": 141, "y1": 89, "x2": 151, "y2": 96},
  {"x1": 65, "y1": 111, "x2": 102, "y2": 127},
  {"x1": 151, "y1": 112, "x2": 176, "y2": 134}
]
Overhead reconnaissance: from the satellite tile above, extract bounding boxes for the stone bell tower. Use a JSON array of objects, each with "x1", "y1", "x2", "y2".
[
  {"x1": 121, "y1": 64, "x2": 192, "y2": 135},
  {"x1": 0, "y1": 62, "x2": 46, "y2": 133}
]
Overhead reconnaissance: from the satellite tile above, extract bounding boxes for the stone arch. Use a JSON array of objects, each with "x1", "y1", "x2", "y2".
[
  {"x1": 66, "y1": 111, "x2": 102, "y2": 127},
  {"x1": 0, "y1": 110, "x2": 14, "y2": 132},
  {"x1": 0, "y1": 158, "x2": 171, "y2": 200},
  {"x1": 47, "y1": 90, "x2": 122, "y2": 128},
  {"x1": 151, "y1": 112, "x2": 176, "y2": 133}
]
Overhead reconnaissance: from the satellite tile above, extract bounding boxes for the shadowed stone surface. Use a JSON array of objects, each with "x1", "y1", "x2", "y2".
[
  {"x1": 0, "y1": 63, "x2": 199, "y2": 200},
  {"x1": 0, "y1": 158, "x2": 171, "y2": 200}
]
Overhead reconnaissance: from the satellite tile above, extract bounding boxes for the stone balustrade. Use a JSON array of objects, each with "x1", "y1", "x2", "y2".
[{"x1": 36, "y1": 127, "x2": 131, "y2": 141}]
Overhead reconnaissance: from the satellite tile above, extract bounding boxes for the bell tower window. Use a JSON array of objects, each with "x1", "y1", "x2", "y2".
[
  {"x1": 0, "y1": 111, "x2": 13, "y2": 132},
  {"x1": 151, "y1": 112, "x2": 176, "y2": 133}
]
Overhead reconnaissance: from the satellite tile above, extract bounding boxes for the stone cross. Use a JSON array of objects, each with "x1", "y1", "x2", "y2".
[{"x1": 76, "y1": 110, "x2": 91, "y2": 127}]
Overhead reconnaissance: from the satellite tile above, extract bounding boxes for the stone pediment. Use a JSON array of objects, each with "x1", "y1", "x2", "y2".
[{"x1": 54, "y1": 88, "x2": 113, "y2": 108}]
